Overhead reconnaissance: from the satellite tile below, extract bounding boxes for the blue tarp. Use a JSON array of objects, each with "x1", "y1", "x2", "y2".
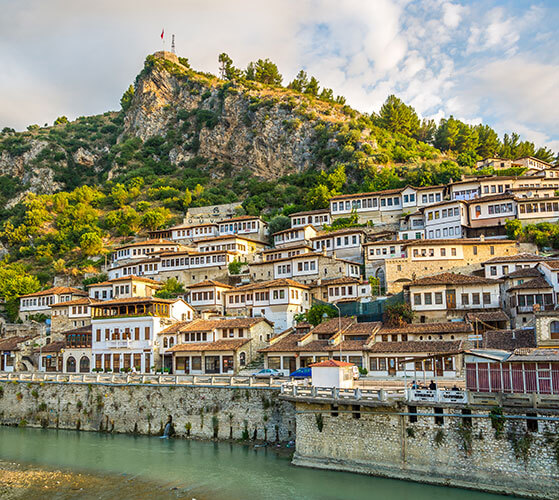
[{"x1": 290, "y1": 367, "x2": 311, "y2": 378}]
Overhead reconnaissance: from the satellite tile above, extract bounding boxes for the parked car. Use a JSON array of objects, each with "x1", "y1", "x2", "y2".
[
  {"x1": 253, "y1": 368, "x2": 282, "y2": 379},
  {"x1": 289, "y1": 367, "x2": 311, "y2": 379}
]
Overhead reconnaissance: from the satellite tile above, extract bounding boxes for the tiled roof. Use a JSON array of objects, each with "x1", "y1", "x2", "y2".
[
  {"x1": 219, "y1": 215, "x2": 263, "y2": 223},
  {"x1": 310, "y1": 360, "x2": 353, "y2": 367},
  {"x1": 539, "y1": 260, "x2": 559, "y2": 270},
  {"x1": 408, "y1": 272, "x2": 498, "y2": 286},
  {"x1": 106, "y1": 276, "x2": 161, "y2": 285},
  {"x1": 160, "y1": 317, "x2": 271, "y2": 334},
  {"x1": 115, "y1": 239, "x2": 177, "y2": 249},
  {"x1": 503, "y1": 268, "x2": 542, "y2": 279},
  {"x1": 330, "y1": 188, "x2": 404, "y2": 200},
  {"x1": 368, "y1": 340, "x2": 463, "y2": 354},
  {"x1": 259, "y1": 333, "x2": 327, "y2": 353},
  {"x1": 344, "y1": 322, "x2": 382, "y2": 335},
  {"x1": 50, "y1": 297, "x2": 100, "y2": 308},
  {"x1": 290, "y1": 209, "x2": 330, "y2": 216},
  {"x1": 90, "y1": 296, "x2": 177, "y2": 306},
  {"x1": 483, "y1": 253, "x2": 543, "y2": 264},
  {"x1": 195, "y1": 235, "x2": 267, "y2": 245},
  {"x1": 228, "y1": 278, "x2": 310, "y2": 291},
  {"x1": 507, "y1": 276, "x2": 551, "y2": 291},
  {"x1": 402, "y1": 238, "x2": 515, "y2": 247},
  {"x1": 379, "y1": 322, "x2": 473, "y2": 335},
  {"x1": 466, "y1": 193, "x2": 514, "y2": 203},
  {"x1": 311, "y1": 317, "x2": 355, "y2": 334},
  {"x1": 36, "y1": 340, "x2": 66, "y2": 353},
  {"x1": 312, "y1": 228, "x2": 365, "y2": 238},
  {"x1": 465, "y1": 310, "x2": 510, "y2": 323},
  {"x1": 19, "y1": 287, "x2": 87, "y2": 299},
  {"x1": 0, "y1": 335, "x2": 35, "y2": 351},
  {"x1": 169, "y1": 338, "x2": 251, "y2": 352},
  {"x1": 261, "y1": 245, "x2": 313, "y2": 254},
  {"x1": 319, "y1": 277, "x2": 361, "y2": 286},
  {"x1": 483, "y1": 329, "x2": 536, "y2": 351},
  {"x1": 62, "y1": 325, "x2": 92, "y2": 335},
  {"x1": 187, "y1": 280, "x2": 232, "y2": 289},
  {"x1": 363, "y1": 239, "x2": 404, "y2": 246}
]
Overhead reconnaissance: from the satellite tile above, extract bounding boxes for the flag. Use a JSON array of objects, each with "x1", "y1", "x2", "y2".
[{"x1": 161, "y1": 29, "x2": 164, "y2": 40}]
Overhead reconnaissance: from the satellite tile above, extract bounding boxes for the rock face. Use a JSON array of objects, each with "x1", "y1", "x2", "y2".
[{"x1": 0, "y1": 52, "x2": 368, "y2": 202}]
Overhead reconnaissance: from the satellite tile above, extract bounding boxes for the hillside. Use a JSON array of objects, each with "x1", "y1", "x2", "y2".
[{"x1": 0, "y1": 50, "x2": 555, "y2": 307}]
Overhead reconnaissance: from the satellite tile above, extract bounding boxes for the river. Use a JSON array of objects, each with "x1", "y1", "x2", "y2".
[{"x1": 0, "y1": 426, "x2": 521, "y2": 500}]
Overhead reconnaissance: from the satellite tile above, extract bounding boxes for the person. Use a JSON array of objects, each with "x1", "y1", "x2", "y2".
[
  {"x1": 451, "y1": 384, "x2": 459, "y2": 391},
  {"x1": 411, "y1": 380, "x2": 418, "y2": 389},
  {"x1": 429, "y1": 380, "x2": 437, "y2": 390}
]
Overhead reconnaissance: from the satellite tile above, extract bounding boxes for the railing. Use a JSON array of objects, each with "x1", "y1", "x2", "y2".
[
  {"x1": 0, "y1": 371, "x2": 289, "y2": 389},
  {"x1": 280, "y1": 383, "x2": 405, "y2": 402},
  {"x1": 407, "y1": 388, "x2": 468, "y2": 404}
]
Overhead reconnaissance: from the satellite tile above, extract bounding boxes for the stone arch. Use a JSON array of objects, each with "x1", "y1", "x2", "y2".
[
  {"x1": 239, "y1": 352, "x2": 246, "y2": 366},
  {"x1": 79, "y1": 356, "x2": 90, "y2": 373},
  {"x1": 375, "y1": 268, "x2": 386, "y2": 291},
  {"x1": 66, "y1": 356, "x2": 76, "y2": 373}
]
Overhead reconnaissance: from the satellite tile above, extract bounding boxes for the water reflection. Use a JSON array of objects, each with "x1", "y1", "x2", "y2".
[{"x1": 0, "y1": 427, "x2": 519, "y2": 500}]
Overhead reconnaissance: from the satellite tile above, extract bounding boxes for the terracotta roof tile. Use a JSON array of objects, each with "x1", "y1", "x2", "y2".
[
  {"x1": 115, "y1": 239, "x2": 177, "y2": 249},
  {"x1": 367, "y1": 340, "x2": 463, "y2": 354},
  {"x1": 289, "y1": 209, "x2": 330, "y2": 217},
  {"x1": 19, "y1": 287, "x2": 86, "y2": 299},
  {"x1": 169, "y1": 338, "x2": 251, "y2": 352},
  {"x1": 36, "y1": 340, "x2": 66, "y2": 353},
  {"x1": 228, "y1": 278, "x2": 310, "y2": 291},
  {"x1": 379, "y1": 322, "x2": 473, "y2": 335},
  {"x1": 187, "y1": 280, "x2": 232, "y2": 289},
  {"x1": 483, "y1": 329, "x2": 536, "y2": 351},
  {"x1": 310, "y1": 360, "x2": 353, "y2": 367},
  {"x1": 507, "y1": 276, "x2": 551, "y2": 291},
  {"x1": 50, "y1": 297, "x2": 100, "y2": 308},
  {"x1": 160, "y1": 317, "x2": 270, "y2": 334},
  {"x1": 90, "y1": 296, "x2": 177, "y2": 307},
  {"x1": 465, "y1": 310, "x2": 510, "y2": 323},
  {"x1": 503, "y1": 268, "x2": 542, "y2": 278},
  {"x1": 0, "y1": 335, "x2": 35, "y2": 351},
  {"x1": 408, "y1": 273, "x2": 499, "y2": 286},
  {"x1": 483, "y1": 253, "x2": 543, "y2": 264}
]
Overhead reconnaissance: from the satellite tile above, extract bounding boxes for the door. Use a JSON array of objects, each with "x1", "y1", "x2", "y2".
[
  {"x1": 1, "y1": 354, "x2": 4, "y2": 371},
  {"x1": 446, "y1": 289, "x2": 456, "y2": 309},
  {"x1": 288, "y1": 357, "x2": 296, "y2": 374},
  {"x1": 388, "y1": 357, "x2": 397, "y2": 376},
  {"x1": 435, "y1": 358, "x2": 444, "y2": 377},
  {"x1": 79, "y1": 356, "x2": 90, "y2": 373}
]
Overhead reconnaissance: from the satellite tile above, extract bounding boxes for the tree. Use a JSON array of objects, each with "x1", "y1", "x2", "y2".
[
  {"x1": 228, "y1": 258, "x2": 243, "y2": 275},
  {"x1": 476, "y1": 124, "x2": 500, "y2": 158},
  {"x1": 505, "y1": 219, "x2": 523, "y2": 240},
  {"x1": 245, "y1": 59, "x2": 282, "y2": 85},
  {"x1": 268, "y1": 215, "x2": 291, "y2": 237},
  {"x1": 378, "y1": 95, "x2": 419, "y2": 137},
  {"x1": 414, "y1": 119, "x2": 436, "y2": 143},
  {"x1": 140, "y1": 208, "x2": 170, "y2": 231},
  {"x1": 80, "y1": 232, "x2": 103, "y2": 256},
  {"x1": 534, "y1": 146, "x2": 555, "y2": 164},
  {"x1": 155, "y1": 277, "x2": 186, "y2": 299},
  {"x1": 305, "y1": 184, "x2": 331, "y2": 209},
  {"x1": 303, "y1": 303, "x2": 338, "y2": 326},
  {"x1": 434, "y1": 116, "x2": 460, "y2": 151},
  {"x1": 305, "y1": 76, "x2": 320, "y2": 97},
  {"x1": 53, "y1": 116, "x2": 68, "y2": 126},
  {"x1": 383, "y1": 302, "x2": 413, "y2": 326},
  {"x1": 218, "y1": 53, "x2": 241, "y2": 80},
  {"x1": 0, "y1": 264, "x2": 41, "y2": 321},
  {"x1": 120, "y1": 85, "x2": 135, "y2": 111},
  {"x1": 288, "y1": 70, "x2": 309, "y2": 92}
]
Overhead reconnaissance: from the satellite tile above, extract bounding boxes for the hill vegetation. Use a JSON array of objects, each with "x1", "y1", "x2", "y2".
[{"x1": 0, "y1": 51, "x2": 556, "y2": 298}]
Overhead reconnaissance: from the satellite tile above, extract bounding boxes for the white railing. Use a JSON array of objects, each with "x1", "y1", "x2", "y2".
[
  {"x1": 407, "y1": 388, "x2": 468, "y2": 404},
  {"x1": 0, "y1": 371, "x2": 288, "y2": 388},
  {"x1": 280, "y1": 383, "x2": 405, "y2": 402}
]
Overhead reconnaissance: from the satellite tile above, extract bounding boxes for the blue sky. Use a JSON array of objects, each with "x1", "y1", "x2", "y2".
[{"x1": 1, "y1": 0, "x2": 558, "y2": 151}]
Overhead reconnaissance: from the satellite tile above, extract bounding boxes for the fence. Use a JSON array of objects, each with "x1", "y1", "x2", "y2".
[
  {"x1": 280, "y1": 383, "x2": 405, "y2": 403},
  {"x1": 314, "y1": 292, "x2": 404, "y2": 322},
  {"x1": 466, "y1": 363, "x2": 559, "y2": 395},
  {"x1": 0, "y1": 371, "x2": 287, "y2": 389}
]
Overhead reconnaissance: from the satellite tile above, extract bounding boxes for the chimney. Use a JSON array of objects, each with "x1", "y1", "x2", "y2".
[{"x1": 479, "y1": 235, "x2": 485, "y2": 242}]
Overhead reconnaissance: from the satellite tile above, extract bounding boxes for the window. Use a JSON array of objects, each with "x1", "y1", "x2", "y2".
[
  {"x1": 473, "y1": 246, "x2": 478, "y2": 255},
  {"x1": 461, "y1": 294, "x2": 469, "y2": 305},
  {"x1": 451, "y1": 248, "x2": 456, "y2": 256},
  {"x1": 490, "y1": 266, "x2": 497, "y2": 276},
  {"x1": 413, "y1": 293, "x2": 422, "y2": 305},
  {"x1": 472, "y1": 293, "x2": 480, "y2": 305},
  {"x1": 483, "y1": 292, "x2": 491, "y2": 305},
  {"x1": 424, "y1": 293, "x2": 432, "y2": 305},
  {"x1": 550, "y1": 321, "x2": 559, "y2": 339},
  {"x1": 435, "y1": 292, "x2": 443, "y2": 305}
]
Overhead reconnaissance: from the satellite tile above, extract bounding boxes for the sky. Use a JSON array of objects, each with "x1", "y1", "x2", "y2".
[{"x1": 1, "y1": 0, "x2": 558, "y2": 151}]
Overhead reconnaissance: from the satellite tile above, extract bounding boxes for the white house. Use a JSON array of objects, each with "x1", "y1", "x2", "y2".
[
  {"x1": 289, "y1": 209, "x2": 331, "y2": 229},
  {"x1": 423, "y1": 200, "x2": 468, "y2": 240},
  {"x1": 273, "y1": 225, "x2": 317, "y2": 248},
  {"x1": 310, "y1": 228, "x2": 365, "y2": 263},
  {"x1": 186, "y1": 280, "x2": 232, "y2": 314},
  {"x1": 19, "y1": 286, "x2": 88, "y2": 321},
  {"x1": 90, "y1": 297, "x2": 194, "y2": 373},
  {"x1": 217, "y1": 216, "x2": 268, "y2": 241}
]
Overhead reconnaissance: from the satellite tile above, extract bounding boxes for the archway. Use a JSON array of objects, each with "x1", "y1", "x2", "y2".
[
  {"x1": 66, "y1": 356, "x2": 76, "y2": 373},
  {"x1": 79, "y1": 356, "x2": 90, "y2": 373},
  {"x1": 239, "y1": 352, "x2": 246, "y2": 366}
]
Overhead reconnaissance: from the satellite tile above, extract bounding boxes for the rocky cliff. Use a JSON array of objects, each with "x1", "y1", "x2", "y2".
[{"x1": 0, "y1": 51, "x2": 385, "y2": 203}]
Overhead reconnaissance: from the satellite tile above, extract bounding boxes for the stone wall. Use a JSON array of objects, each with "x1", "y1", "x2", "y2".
[
  {"x1": 0, "y1": 381, "x2": 296, "y2": 443},
  {"x1": 293, "y1": 401, "x2": 559, "y2": 499}
]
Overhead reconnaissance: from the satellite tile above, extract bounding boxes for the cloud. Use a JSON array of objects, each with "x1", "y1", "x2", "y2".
[{"x1": 0, "y1": 0, "x2": 557, "y2": 153}]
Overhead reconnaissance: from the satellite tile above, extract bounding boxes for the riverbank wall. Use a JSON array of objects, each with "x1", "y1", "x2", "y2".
[
  {"x1": 292, "y1": 400, "x2": 559, "y2": 499},
  {"x1": 0, "y1": 380, "x2": 296, "y2": 442}
]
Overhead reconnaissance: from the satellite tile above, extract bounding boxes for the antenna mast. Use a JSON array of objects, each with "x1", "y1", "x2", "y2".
[{"x1": 171, "y1": 34, "x2": 176, "y2": 54}]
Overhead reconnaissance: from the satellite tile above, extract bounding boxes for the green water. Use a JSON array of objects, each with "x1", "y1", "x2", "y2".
[{"x1": 0, "y1": 426, "x2": 518, "y2": 500}]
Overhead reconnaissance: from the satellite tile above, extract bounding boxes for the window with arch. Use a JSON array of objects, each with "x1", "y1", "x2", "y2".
[
  {"x1": 239, "y1": 352, "x2": 246, "y2": 366},
  {"x1": 66, "y1": 356, "x2": 76, "y2": 373},
  {"x1": 163, "y1": 337, "x2": 168, "y2": 348},
  {"x1": 169, "y1": 337, "x2": 175, "y2": 347},
  {"x1": 550, "y1": 321, "x2": 559, "y2": 339}
]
